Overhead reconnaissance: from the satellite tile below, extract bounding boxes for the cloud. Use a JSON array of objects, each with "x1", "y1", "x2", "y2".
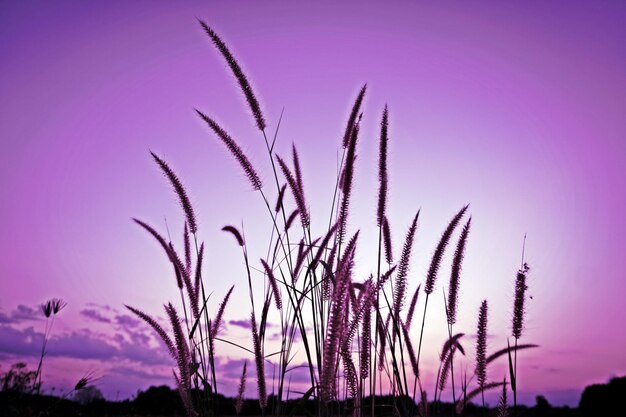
[
  {"x1": 229, "y1": 319, "x2": 251, "y2": 329},
  {"x1": 529, "y1": 364, "x2": 564, "y2": 374},
  {"x1": 49, "y1": 330, "x2": 119, "y2": 360},
  {"x1": 0, "y1": 325, "x2": 43, "y2": 356},
  {"x1": 229, "y1": 319, "x2": 275, "y2": 330},
  {"x1": 80, "y1": 309, "x2": 112, "y2": 323},
  {"x1": 84, "y1": 302, "x2": 118, "y2": 313},
  {"x1": 0, "y1": 305, "x2": 41, "y2": 324},
  {"x1": 108, "y1": 364, "x2": 171, "y2": 381},
  {"x1": 283, "y1": 363, "x2": 311, "y2": 384},
  {"x1": 115, "y1": 314, "x2": 140, "y2": 328},
  {"x1": 0, "y1": 324, "x2": 171, "y2": 366},
  {"x1": 219, "y1": 357, "x2": 249, "y2": 379}
]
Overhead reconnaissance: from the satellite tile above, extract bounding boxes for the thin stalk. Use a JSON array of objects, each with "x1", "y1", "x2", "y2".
[
  {"x1": 415, "y1": 294, "x2": 430, "y2": 377},
  {"x1": 442, "y1": 290, "x2": 457, "y2": 413},
  {"x1": 371, "y1": 214, "x2": 384, "y2": 416}
]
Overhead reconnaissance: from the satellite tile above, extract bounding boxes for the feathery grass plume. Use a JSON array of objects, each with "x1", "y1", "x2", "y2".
[
  {"x1": 377, "y1": 264, "x2": 397, "y2": 289},
  {"x1": 438, "y1": 345, "x2": 456, "y2": 392},
  {"x1": 275, "y1": 183, "x2": 287, "y2": 213},
  {"x1": 342, "y1": 84, "x2": 367, "y2": 148},
  {"x1": 173, "y1": 241, "x2": 198, "y2": 313},
  {"x1": 132, "y1": 220, "x2": 197, "y2": 316},
  {"x1": 184, "y1": 222, "x2": 191, "y2": 275},
  {"x1": 447, "y1": 217, "x2": 471, "y2": 324},
  {"x1": 165, "y1": 303, "x2": 191, "y2": 379},
  {"x1": 74, "y1": 378, "x2": 88, "y2": 392},
  {"x1": 73, "y1": 373, "x2": 95, "y2": 392},
  {"x1": 353, "y1": 281, "x2": 366, "y2": 293},
  {"x1": 338, "y1": 168, "x2": 345, "y2": 191},
  {"x1": 295, "y1": 237, "x2": 305, "y2": 267},
  {"x1": 496, "y1": 378, "x2": 509, "y2": 417},
  {"x1": 341, "y1": 339, "x2": 359, "y2": 400},
  {"x1": 168, "y1": 242, "x2": 185, "y2": 289},
  {"x1": 347, "y1": 266, "x2": 396, "y2": 336},
  {"x1": 340, "y1": 291, "x2": 364, "y2": 396},
  {"x1": 258, "y1": 294, "x2": 272, "y2": 342},
  {"x1": 321, "y1": 243, "x2": 337, "y2": 300},
  {"x1": 150, "y1": 152, "x2": 197, "y2": 234},
  {"x1": 294, "y1": 237, "x2": 320, "y2": 279},
  {"x1": 212, "y1": 285, "x2": 235, "y2": 337},
  {"x1": 337, "y1": 230, "x2": 359, "y2": 276},
  {"x1": 235, "y1": 361, "x2": 247, "y2": 415},
  {"x1": 276, "y1": 155, "x2": 309, "y2": 227},
  {"x1": 198, "y1": 20, "x2": 266, "y2": 131},
  {"x1": 512, "y1": 263, "x2": 529, "y2": 340},
  {"x1": 133, "y1": 219, "x2": 185, "y2": 287},
  {"x1": 41, "y1": 300, "x2": 53, "y2": 318},
  {"x1": 475, "y1": 300, "x2": 488, "y2": 389},
  {"x1": 169, "y1": 242, "x2": 198, "y2": 313},
  {"x1": 511, "y1": 262, "x2": 529, "y2": 413},
  {"x1": 349, "y1": 281, "x2": 361, "y2": 318},
  {"x1": 133, "y1": 218, "x2": 172, "y2": 255},
  {"x1": 222, "y1": 225, "x2": 245, "y2": 246},
  {"x1": 284, "y1": 209, "x2": 299, "y2": 231},
  {"x1": 401, "y1": 322, "x2": 420, "y2": 378},
  {"x1": 405, "y1": 284, "x2": 421, "y2": 330},
  {"x1": 41, "y1": 298, "x2": 67, "y2": 318},
  {"x1": 425, "y1": 205, "x2": 469, "y2": 294},
  {"x1": 164, "y1": 303, "x2": 193, "y2": 415},
  {"x1": 173, "y1": 370, "x2": 194, "y2": 417},
  {"x1": 338, "y1": 121, "x2": 360, "y2": 243},
  {"x1": 440, "y1": 333, "x2": 465, "y2": 362},
  {"x1": 340, "y1": 276, "x2": 386, "y2": 380},
  {"x1": 486, "y1": 344, "x2": 539, "y2": 365},
  {"x1": 292, "y1": 143, "x2": 304, "y2": 193},
  {"x1": 392, "y1": 211, "x2": 420, "y2": 332},
  {"x1": 51, "y1": 298, "x2": 67, "y2": 315},
  {"x1": 342, "y1": 277, "x2": 380, "y2": 396},
  {"x1": 382, "y1": 215, "x2": 393, "y2": 264},
  {"x1": 360, "y1": 298, "x2": 372, "y2": 380},
  {"x1": 377, "y1": 105, "x2": 389, "y2": 226},
  {"x1": 125, "y1": 305, "x2": 176, "y2": 358},
  {"x1": 194, "y1": 242, "x2": 204, "y2": 300},
  {"x1": 322, "y1": 233, "x2": 358, "y2": 401},
  {"x1": 377, "y1": 313, "x2": 390, "y2": 371},
  {"x1": 196, "y1": 110, "x2": 263, "y2": 190},
  {"x1": 35, "y1": 298, "x2": 67, "y2": 393},
  {"x1": 260, "y1": 258, "x2": 282, "y2": 310},
  {"x1": 250, "y1": 312, "x2": 267, "y2": 410}
]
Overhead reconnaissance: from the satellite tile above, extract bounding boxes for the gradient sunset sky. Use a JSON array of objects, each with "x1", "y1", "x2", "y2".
[{"x1": 1, "y1": 0, "x2": 625, "y2": 406}]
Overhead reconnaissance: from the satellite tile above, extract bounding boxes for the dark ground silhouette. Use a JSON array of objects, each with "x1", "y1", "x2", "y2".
[{"x1": 2, "y1": 376, "x2": 624, "y2": 416}]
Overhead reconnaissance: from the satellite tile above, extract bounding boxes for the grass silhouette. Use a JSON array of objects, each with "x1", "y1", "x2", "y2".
[{"x1": 127, "y1": 21, "x2": 540, "y2": 417}]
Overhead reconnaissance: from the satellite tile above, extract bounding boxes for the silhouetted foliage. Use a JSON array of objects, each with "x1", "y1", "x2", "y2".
[
  {"x1": 0, "y1": 382, "x2": 598, "y2": 417},
  {"x1": 535, "y1": 395, "x2": 552, "y2": 412},
  {"x1": 579, "y1": 376, "x2": 625, "y2": 417},
  {"x1": 134, "y1": 385, "x2": 184, "y2": 415},
  {"x1": 73, "y1": 385, "x2": 104, "y2": 405},
  {"x1": 0, "y1": 363, "x2": 37, "y2": 393}
]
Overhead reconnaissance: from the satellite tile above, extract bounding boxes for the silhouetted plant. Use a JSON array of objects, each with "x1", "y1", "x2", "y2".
[
  {"x1": 34, "y1": 298, "x2": 66, "y2": 393},
  {"x1": 124, "y1": 20, "x2": 540, "y2": 417},
  {"x1": 1, "y1": 363, "x2": 37, "y2": 393}
]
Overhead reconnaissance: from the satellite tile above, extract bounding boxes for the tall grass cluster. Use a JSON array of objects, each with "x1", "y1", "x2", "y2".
[{"x1": 126, "y1": 21, "x2": 537, "y2": 417}]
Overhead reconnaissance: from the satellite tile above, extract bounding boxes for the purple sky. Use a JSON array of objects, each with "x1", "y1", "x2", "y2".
[{"x1": 1, "y1": 0, "x2": 625, "y2": 406}]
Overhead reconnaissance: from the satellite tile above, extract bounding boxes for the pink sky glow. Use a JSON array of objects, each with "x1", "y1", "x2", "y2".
[{"x1": 1, "y1": 0, "x2": 625, "y2": 407}]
